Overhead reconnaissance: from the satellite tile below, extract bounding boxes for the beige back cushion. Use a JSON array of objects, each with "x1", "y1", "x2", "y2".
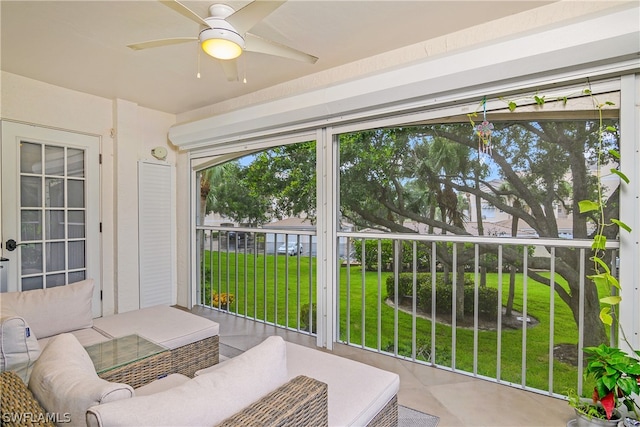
[
  {"x1": 28, "y1": 333, "x2": 133, "y2": 427},
  {"x1": 86, "y1": 336, "x2": 288, "y2": 427},
  {"x1": 0, "y1": 279, "x2": 94, "y2": 339}
]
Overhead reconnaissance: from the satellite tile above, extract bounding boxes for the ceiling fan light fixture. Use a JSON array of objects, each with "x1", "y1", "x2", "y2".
[{"x1": 200, "y1": 27, "x2": 244, "y2": 60}]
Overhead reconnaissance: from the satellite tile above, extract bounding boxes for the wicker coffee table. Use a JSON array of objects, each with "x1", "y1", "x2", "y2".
[{"x1": 84, "y1": 334, "x2": 171, "y2": 389}]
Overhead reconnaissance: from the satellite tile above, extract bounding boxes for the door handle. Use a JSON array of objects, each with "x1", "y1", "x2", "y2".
[{"x1": 5, "y1": 239, "x2": 29, "y2": 252}]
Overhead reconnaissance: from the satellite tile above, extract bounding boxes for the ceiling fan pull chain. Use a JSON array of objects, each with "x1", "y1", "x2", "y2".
[{"x1": 197, "y1": 48, "x2": 202, "y2": 79}]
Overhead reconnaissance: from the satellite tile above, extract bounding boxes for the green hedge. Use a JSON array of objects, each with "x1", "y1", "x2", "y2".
[{"x1": 385, "y1": 273, "x2": 498, "y2": 320}]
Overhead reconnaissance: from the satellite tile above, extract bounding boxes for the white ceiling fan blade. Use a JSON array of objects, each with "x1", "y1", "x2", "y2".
[
  {"x1": 226, "y1": 0, "x2": 286, "y2": 35},
  {"x1": 159, "y1": 0, "x2": 210, "y2": 27},
  {"x1": 245, "y1": 33, "x2": 318, "y2": 64},
  {"x1": 220, "y1": 59, "x2": 239, "y2": 82},
  {"x1": 128, "y1": 37, "x2": 198, "y2": 51}
]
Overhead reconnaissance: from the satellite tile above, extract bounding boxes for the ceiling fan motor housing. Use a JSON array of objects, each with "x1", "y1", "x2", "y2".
[{"x1": 199, "y1": 5, "x2": 246, "y2": 55}]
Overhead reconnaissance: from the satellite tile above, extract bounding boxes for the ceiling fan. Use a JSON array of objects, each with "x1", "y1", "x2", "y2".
[{"x1": 128, "y1": 0, "x2": 318, "y2": 81}]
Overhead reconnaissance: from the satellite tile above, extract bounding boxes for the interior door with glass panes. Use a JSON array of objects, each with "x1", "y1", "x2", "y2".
[{"x1": 1, "y1": 122, "x2": 101, "y2": 316}]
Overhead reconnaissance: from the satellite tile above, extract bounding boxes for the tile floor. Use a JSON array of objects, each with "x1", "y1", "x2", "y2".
[{"x1": 190, "y1": 306, "x2": 575, "y2": 427}]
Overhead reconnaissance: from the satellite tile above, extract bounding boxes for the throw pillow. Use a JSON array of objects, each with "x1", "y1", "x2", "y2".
[
  {"x1": 0, "y1": 308, "x2": 41, "y2": 383},
  {"x1": 29, "y1": 333, "x2": 133, "y2": 427}
]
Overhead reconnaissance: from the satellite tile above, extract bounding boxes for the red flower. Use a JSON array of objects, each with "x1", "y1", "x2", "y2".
[{"x1": 600, "y1": 391, "x2": 615, "y2": 420}]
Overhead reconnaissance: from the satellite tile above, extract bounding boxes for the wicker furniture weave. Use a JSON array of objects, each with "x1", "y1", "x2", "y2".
[
  {"x1": 0, "y1": 371, "x2": 55, "y2": 427},
  {"x1": 216, "y1": 375, "x2": 328, "y2": 427},
  {"x1": 171, "y1": 335, "x2": 219, "y2": 377},
  {"x1": 365, "y1": 395, "x2": 398, "y2": 427},
  {"x1": 85, "y1": 335, "x2": 173, "y2": 389},
  {"x1": 97, "y1": 350, "x2": 172, "y2": 389}
]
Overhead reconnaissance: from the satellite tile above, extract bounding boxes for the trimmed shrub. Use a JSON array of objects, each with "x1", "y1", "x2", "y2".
[{"x1": 387, "y1": 272, "x2": 499, "y2": 320}]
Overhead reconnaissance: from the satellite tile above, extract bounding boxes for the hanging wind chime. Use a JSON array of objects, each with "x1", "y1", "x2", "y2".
[{"x1": 475, "y1": 96, "x2": 494, "y2": 161}]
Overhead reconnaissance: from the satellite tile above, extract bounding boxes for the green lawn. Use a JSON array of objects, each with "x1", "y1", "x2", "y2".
[{"x1": 200, "y1": 251, "x2": 607, "y2": 394}]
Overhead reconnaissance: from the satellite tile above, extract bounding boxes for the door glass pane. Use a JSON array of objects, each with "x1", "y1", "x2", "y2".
[
  {"x1": 20, "y1": 142, "x2": 41, "y2": 174},
  {"x1": 21, "y1": 243, "x2": 42, "y2": 274},
  {"x1": 68, "y1": 271, "x2": 86, "y2": 283},
  {"x1": 45, "y1": 178, "x2": 64, "y2": 207},
  {"x1": 68, "y1": 180, "x2": 84, "y2": 208},
  {"x1": 21, "y1": 210, "x2": 42, "y2": 240},
  {"x1": 68, "y1": 148, "x2": 84, "y2": 177},
  {"x1": 22, "y1": 276, "x2": 43, "y2": 291},
  {"x1": 21, "y1": 176, "x2": 42, "y2": 207},
  {"x1": 46, "y1": 274, "x2": 66, "y2": 288},
  {"x1": 68, "y1": 241, "x2": 85, "y2": 269},
  {"x1": 45, "y1": 145, "x2": 64, "y2": 176},
  {"x1": 68, "y1": 179, "x2": 84, "y2": 208},
  {"x1": 46, "y1": 242, "x2": 65, "y2": 272},
  {"x1": 68, "y1": 211, "x2": 85, "y2": 238},
  {"x1": 46, "y1": 210, "x2": 65, "y2": 239}
]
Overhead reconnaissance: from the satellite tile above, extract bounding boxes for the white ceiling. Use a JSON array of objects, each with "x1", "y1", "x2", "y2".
[{"x1": 1, "y1": 1, "x2": 553, "y2": 115}]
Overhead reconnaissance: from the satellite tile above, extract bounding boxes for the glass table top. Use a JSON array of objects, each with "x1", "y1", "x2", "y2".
[{"x1": 84, "y1": 334, "x2": 168, "y2": 374}]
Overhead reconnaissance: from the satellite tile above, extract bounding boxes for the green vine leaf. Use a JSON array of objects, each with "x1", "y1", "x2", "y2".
[
  {"x1": 606, "y1": 125, "x2": 617, "y2": 132},
  {"x1": 588, "y1": 273, "x2": 608, "y2": 287},
  {"x1": 578, "y1": 200, "x2": 599, "y2": 213},
  {"x1": 508, "y1": 101, "x2": 517, "y2": 112},
  {"x1": 605, "y1": 101, "x2": 615, "y2": 106},
  {"x1": 600, "y1": 307, "x2": 613, "y2": 326},
  {"x1": 600, "y1": 296, "x2": 622, "y2": 305},
  {"x1": 611, "y1": 219, "x2": 632, "y2": 233},
  {"x1": 592, "y1": 256, "x2": 611, "y2": 274},
  {"x1": 592, "y1": 235, "x2": 607, "y2": 251},
  {"x1": 611, "y1": 169, "x2": 630, "y2": 184},
  {"x1": 608, "y1": 274, "x2": 620, "y2": 290},
  {"x1": 534, "y1": 95, "x2": 545, "y2": 105},
  {"x1": 608, "y1": 149, "x2": 620, "y2": 159}
]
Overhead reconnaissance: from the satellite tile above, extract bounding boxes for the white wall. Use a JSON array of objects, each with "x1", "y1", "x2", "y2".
[{"x1": 0, "y1": 71, "x2": 177, "y2": 314}]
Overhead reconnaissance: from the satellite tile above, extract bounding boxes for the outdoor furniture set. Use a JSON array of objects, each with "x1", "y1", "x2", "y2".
[{"x1": 0, "y1": 279, "x2": 399, "y2": 426}]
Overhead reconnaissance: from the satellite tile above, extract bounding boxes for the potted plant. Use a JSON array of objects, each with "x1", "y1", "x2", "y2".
[{"x1": 568, "y1": 344, "x2": 640, "y2": 425}]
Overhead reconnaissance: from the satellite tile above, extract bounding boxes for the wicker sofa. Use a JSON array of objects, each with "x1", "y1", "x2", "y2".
[{"x1": 1, "y1": 281, "x2": 399, "y2": 426}]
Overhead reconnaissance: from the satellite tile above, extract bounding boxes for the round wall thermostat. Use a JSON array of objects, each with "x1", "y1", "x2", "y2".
[{"x1": 151, "y1": 146, "x2": 168, "y2": 160}]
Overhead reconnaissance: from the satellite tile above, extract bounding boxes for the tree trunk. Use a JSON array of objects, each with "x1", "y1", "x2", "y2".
[
  {"x1": 455, "y1": 243, "x2": 465, "y2": 321},
  {"x1": 474, "y1": 177, "x2": 487, "y2": 287},
  {"x1": 571, "y1": 281, "x2": 609, "y2": 347},
  {"x1": 506, "y1": 201, "x2": 519, "y2": 318},
  {"x1": 506, "y1": 265, "x2": 516, "y2": 317}
]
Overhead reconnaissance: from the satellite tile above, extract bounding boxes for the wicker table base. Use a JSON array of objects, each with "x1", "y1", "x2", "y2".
[
  {"x1": 98, "y1": 350, "x2": 171, "y2": 389},
  {"x1": 85, "y1": 335, "x2": 172, "y2": 389}
]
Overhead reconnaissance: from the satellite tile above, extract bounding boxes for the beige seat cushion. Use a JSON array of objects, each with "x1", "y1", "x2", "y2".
[
  {"x1": 92, "y1": 305, "x2": 219, "y2": 350},
  {"x1": 86, "y1": 336, "x2": 287, "y2": 427},
  {"x1": 28, "y1": 334, "x2": 133, "y2": 427},
  {"x1": 286, "y1": 342, "x2": 399, "y2": 427},
  {"x1": 0, "y1": 279, "x2": 94, "y2": 339},
  {"x1": 37, "y1": 327, "x2": 112, "y2": 349}
]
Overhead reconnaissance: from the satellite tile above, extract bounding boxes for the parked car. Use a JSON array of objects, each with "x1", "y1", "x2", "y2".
[{"x1": 278, "y1": 242, "x2": 303, "y2": 256}]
